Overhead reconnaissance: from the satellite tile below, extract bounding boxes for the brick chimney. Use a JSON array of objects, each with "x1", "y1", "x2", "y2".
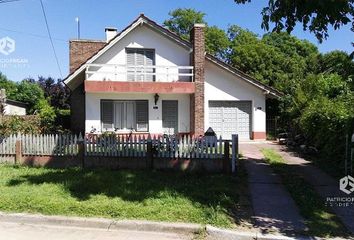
[
  {"x1": 69, "y1": 40, "x2": 106, "y2": 74},
  {"x1": 190, "y1": 23, "x2": 205, "y2": 136}
]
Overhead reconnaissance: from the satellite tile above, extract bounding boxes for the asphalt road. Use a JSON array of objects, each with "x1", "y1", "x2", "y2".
[{"x1": 0, "y1": 221, "x2": 191, "y2": 240}]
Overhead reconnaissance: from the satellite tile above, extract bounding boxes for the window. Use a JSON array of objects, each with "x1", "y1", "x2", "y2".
[
  {"x1": 101, "y1": 100, "x2": 148, "y2": 132},
  {"x1": 126, "y1": 48, "x2": 155, "y2": 81}
]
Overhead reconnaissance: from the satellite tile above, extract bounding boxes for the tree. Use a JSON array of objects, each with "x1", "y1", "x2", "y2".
[
  {"x1": 205, "y1": 26, "x2": 230, "y2": 59},
  {"x1": 319, "y1": 51, "x2": 354, "y2": 89},
  {"x1": 164, "y1": 8, "x2": 230, "y2": 59},
  {"x1": 227, "y1": 26, "x2": 280, "y2": 86},
  {"x1": 36, "y1": 76, "x2": 70, "y2": 109},
  {"x1": 35, "y1": 98, "x2": 56, "y2": 133},
  {"x1": 16, "y1": 80, "x2": 46, "y2": 114},
  {"x1": 234, "y1": 0, "x2": 354, "y2": 43},
  {"x1": 0, "y1": 72, "x2": 17, "y2": 99},
  {"x1": 227, "y1": 27, "x2": 320, "y2": 94},
  {"x1": 164, "y1": 8, "x2": 206, "y2": 39}
]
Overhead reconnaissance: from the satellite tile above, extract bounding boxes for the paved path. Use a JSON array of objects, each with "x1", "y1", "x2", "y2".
[
  {"x1": 266, "y1": 142, "x2": 354, "y2": 234},
  {"x1": 0, "y1": 221, "x2": 190, "y2": 240},
  {"x1": 239, "y1": 143, "x2": 307, "y2": 234}
]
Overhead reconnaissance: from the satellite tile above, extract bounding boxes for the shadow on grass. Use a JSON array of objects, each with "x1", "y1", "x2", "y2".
[{"x1": 5, "y1": 165, "x2": 252, "y2": 227}]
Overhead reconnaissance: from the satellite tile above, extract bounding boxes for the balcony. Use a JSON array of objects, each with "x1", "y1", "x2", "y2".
[
  {"x1": 84, "y1": 64, "x2": 195, "y2": 94},
  {"x1": 85, "y1": 64, "x2": 194, "y2": 82}
]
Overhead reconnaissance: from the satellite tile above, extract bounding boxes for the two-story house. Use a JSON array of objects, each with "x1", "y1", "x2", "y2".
[{"x1": 64, "y1": 14, "x2": 281, "y2": 140}]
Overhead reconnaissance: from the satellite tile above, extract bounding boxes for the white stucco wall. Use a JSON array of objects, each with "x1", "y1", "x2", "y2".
[
  {"x1": 85, "y1": 92, "x2": 190, "y2": 134},
  {"x1": 204, "y1": 60, "x2": 266, "y2": 133},
  {"x1": 4, "y1": 104, "x2": 26, "y2": 116},
  {"x1": 88, "y1": 24, "x2": 191, "y2": 82}
]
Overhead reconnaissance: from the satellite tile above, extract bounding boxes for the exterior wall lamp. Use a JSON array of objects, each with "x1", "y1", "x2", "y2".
[{"x1": 154, "y1": 93, "x2": 159, "y2": 105}]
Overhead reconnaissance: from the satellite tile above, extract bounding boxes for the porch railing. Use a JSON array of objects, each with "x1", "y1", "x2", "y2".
[{"x1": 85, "y1": 64, "x2": 194, "y2": 82}]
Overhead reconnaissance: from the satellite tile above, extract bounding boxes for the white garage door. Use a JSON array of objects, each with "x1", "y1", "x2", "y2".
[{"x1": 209, "y1": 101, "x2": 252, "y2": 139}]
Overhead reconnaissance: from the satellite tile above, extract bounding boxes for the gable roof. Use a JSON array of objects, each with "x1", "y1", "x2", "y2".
[
  {"x1": 64, "y1": 14, "x2": 192, "y2": 87},
  {"x1": 64, "y1": 14, "x2": 282, "y2": 98}
]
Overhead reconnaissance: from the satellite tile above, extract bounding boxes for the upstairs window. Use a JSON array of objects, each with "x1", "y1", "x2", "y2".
[{"x1": 126, "y1": 48, "x2": 155, "y2": 81}]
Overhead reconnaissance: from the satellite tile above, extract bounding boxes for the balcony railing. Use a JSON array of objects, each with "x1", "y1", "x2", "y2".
[{"x1": 85, "y1": 64, "x2": 194, "y2": 82}]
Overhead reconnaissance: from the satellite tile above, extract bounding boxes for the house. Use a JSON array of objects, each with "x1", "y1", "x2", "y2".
[
  {"x1": 0, "y1": 89, "x2": 27, "y2": 115},
  {"x1": 64, "y1": 14, "x2": 281, "y2": 140},
  {"x1": 4, "y1": 99, "x2": 27, "y2": 115}
]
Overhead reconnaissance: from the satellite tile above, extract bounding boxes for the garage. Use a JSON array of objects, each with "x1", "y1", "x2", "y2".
[{"x1": 208, "y1": 101, "x2": 252, "y2": 140}]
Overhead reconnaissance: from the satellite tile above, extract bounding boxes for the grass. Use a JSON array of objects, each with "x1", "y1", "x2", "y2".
[
  {"x1": 261, "y1": 148, "x2": 349, "y2": 238},
  {"x1": 0, "y1": 164, "x2": 251, "y2": 229}
]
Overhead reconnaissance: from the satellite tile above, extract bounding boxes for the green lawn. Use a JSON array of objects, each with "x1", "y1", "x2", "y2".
[
  {"x1": 261, "y1": 148, "x2": 349, "y2": 238},
  {"x1": 0, "y1": 164, "x2": 250, "y2": 228}
]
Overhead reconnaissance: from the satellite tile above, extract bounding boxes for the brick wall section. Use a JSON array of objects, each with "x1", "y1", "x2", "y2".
[
  {"x1": 70, "y1": 83, "x2": 85, "y2": 134},
  {"x1": 69, "y1": 40, "x2": 106, "y2": 74},
  {"x1": 190, "y1": 24, "x2": 205, "y2": 136},
  {"x1": 69, "y1": 40, "x2": 106, "y2": 133}
]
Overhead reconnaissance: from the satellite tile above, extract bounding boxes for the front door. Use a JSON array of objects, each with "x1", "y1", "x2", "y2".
[{"x1": 162, "y1": 100, "x2": 178, "y2": 134}]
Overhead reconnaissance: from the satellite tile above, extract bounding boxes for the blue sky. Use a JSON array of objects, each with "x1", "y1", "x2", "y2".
[{"x1": 0, "y1": 0, "x2": 352, "y2": 82}]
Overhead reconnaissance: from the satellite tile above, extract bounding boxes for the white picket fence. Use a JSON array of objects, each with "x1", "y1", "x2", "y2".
[
  {"x1": 85, "y1": 134, "x2": 227, "y2": 159},
  {"x1": 0, "y1": 135, "x2": 17, "y2": 156},
  {"x1": 85, "y1": 134, "x2": 147, "y2": 157},
  {"x1": 153, "y1": 135, "x2": 224, "y2": 159},
  {"x1": 0, "y1": 134, "x2": 82, "y2": 156},
  {"x1": 0, "y1": 133, "x2": 234, "y2": 159}
]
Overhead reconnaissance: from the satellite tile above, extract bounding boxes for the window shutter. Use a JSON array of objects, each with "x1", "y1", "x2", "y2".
[
  {"x1": 101, "y1": 101, "x2": 113, "y2": 130},
  {"x1": 126, "y1": 49, "x2": 155, "y2": 82},
  {"x1": 136, "y1": 50, "x2": 145, "y2": 65},
  {"x1": 126, "y1": 49, "x2": 135, "y2": 81},
  {"x1": 145, "y1": 50, "x2": 154, "y2": 81},
  {"x1": 136, "y1": 100, "x2": 148, "y2": 131},
  {"x1": 135, "y1": 50, "x2": 145, "y2": 81}
]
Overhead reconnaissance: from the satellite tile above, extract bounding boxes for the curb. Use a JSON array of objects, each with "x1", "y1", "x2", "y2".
[
  {"x1": 0, "y1": 212, "x2": 314, "y2": 240},
  {"x1": 0, "y1": 212, "x2": 201, "y2": 235}
]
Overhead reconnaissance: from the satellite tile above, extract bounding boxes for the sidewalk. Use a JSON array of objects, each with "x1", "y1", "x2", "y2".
[
  {"x1": 239, "y1": 143, "x2": 307, "y2": 235},
  {"x1": 266, "y1": 143, "x2": 354, "y2": 234}
]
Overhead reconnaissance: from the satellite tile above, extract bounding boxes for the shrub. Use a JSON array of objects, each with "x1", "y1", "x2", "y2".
[
  {"x1": 298, "y1": 94, "x2": 353, "y2": 173},
  {"x1": 35, "y1": 99, "x2": 56, "y2": 133},
  {"x1": 0, "y1": 115, "x2": 41, "y2": 136}
]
